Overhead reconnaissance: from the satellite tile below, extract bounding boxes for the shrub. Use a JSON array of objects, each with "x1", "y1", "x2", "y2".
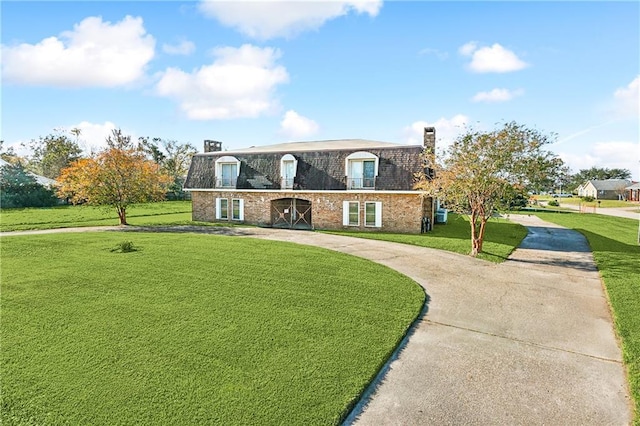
[
  {"x1": 111, "y1": 241, "x2": 138, "y2": 253},
  {"x1": 582, "y1": 196, "x2": 595, "y2": 202},
  {"x1": 548, "y1": 199, "x2": 560, "y2": 207}
]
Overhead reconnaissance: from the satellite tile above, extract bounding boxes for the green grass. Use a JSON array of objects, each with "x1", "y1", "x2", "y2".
[
  {"x1": 532, "y1": 212, "x2": 640, "y2": 424},
  {"x1": 0, "y1": 201, "x2": 194, "y2": 231},
  {"x1": 325, "y1": 213, "x2": 528, "y2": 263},
  {"x1": 1, "y1": 232, "x2": 424, "y2": 425},
  {"x1": 534, "y1": 195, "x2": 637, "y2": 208}
]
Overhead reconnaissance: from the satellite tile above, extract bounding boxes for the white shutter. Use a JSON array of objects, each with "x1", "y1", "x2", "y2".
[
  {"x1": 375, "y1": 202, "x2": 382, "y2": 227},
  {"x1": 215, "y1": 198, "x2": 221, "y2": 219},
  {"x1": 342, "y1": 201, "x2": 350, "y2": 226},
  {"x1": 238, "y1": 199, "x2": 244, "y2": 221}
]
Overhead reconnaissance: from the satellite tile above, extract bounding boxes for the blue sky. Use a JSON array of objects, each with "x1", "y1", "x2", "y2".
[{"x1": 2, "y1": 1, "x2": 639, "y2": 179}]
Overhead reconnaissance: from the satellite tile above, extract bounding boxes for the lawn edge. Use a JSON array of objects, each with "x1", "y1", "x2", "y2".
[{"x1": 340, "y1": 289, "x2": 428, "y2": 425}]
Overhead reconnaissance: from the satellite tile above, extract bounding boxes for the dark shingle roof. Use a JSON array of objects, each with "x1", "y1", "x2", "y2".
[
  {"x1": 184, "y1": 140, "x2": 423, "y2": 191},
  {"x1": 588, "y1": 179, "x2": 631, "y2": 191}
]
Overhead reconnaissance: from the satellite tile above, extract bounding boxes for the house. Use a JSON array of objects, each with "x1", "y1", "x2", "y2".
[
  {"x1": 183, "y1": 128, "x2": 436, "y2": 233},
  {"x1": 626, "y1": 182, "x2": 640, "y2": 202},
  {"x1": 576, "y1": 179, "x2": 632, "y2": 200},
  {"x1": 0, "y1": 158, "x2": 57, "y2": 187}
]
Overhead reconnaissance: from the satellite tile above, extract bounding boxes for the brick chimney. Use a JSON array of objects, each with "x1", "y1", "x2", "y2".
[
  {"x1": 423, "y1": 127, "x2": 435, "y2": 152},
  {"x1": 204, "y1": 140, "x2": 222, "y2": 153},
  {"x1": 423, "y1": 127, "x2": 436, "y2": 179}
]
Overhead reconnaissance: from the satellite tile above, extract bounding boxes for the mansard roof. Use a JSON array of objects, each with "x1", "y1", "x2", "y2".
[{"x1": 184, "y1": 139, "x2": 423, "y2": 191}]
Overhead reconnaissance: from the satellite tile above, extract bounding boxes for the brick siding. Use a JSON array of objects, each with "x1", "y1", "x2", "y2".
[{"x1": 191, "y1": 191, "x2": 431, "y2": 234}]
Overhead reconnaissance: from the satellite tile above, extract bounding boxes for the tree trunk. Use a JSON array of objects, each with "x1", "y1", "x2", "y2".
[
  {"x1": 469, "y1": 213, "x2": 479, "y2": 257},
  {"x1": 476, "y1": 218, "x2": 488, "y2": 254},
  {"x1": 469, "y1": 213, "x2": 488, "y2": 257},
  {"x1": 117, "y1": 207, "x2": 127, "y2": 225}
]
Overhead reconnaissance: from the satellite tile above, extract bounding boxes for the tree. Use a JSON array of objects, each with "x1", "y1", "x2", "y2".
[
  {"x1": 522, "y1": 155, "x2": 566, "y2": 194},
  {"x1": 138, "y1": 137, "x2": 197, "y2": 198},
  {"x1": 554, "y1": 165, "x2": 572, "y2": 194},
  {"x1": 415, "y1": 121, "x2": 560, "y2": 257},
  {"x1": 24, "y1": 131, "x2": 82, "y2": 179},
  {"x1": 57, "y1": 129, "x2": 172, "y2": 225},
  {"x1": 0, "y1": 140, "x2": 27, "y2": 166},
  {"x1": 0, "y1": 162, "x2": 58, "y2": 208}
]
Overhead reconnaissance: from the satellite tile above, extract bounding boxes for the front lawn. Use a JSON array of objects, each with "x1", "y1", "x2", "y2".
[
  {"x1": 0, "y1": 201, "x2": 193, "y2": 231},
  {"x1": 325, "y1": 213, "x2": 528, "y2": 263},
  {"x1": 533, "y1": 212, "x2": 640, "y2": 423},
  {"x1": 1, "y1": 232, "x2": 424, "y2": 425},
  {"x1": 534, "y1": 195, "x2": 637, "y2": 208}
]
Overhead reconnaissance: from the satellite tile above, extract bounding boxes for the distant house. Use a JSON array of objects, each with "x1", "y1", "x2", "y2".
[
  {"x1": 577, "y1": 179, "x2": 632, "y2": 200},
  {"x1": 183, "y1": 129, "x2": 436, "y2": 233},
  {"x1": 626, "y1": 182, "x2": 640, "y2": 202},
  {"x1": 0, "y1": 158, "x2": 57, "y2": 187}
]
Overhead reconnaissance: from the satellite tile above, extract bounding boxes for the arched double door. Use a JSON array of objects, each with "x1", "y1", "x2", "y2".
[{"x1": 271, "y1": 198, "x2": 312, "y2": 229}]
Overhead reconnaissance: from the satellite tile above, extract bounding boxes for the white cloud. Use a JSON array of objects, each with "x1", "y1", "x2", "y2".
[
  {"x1": 64, "y1": 121, "x2": 119, "y2": 153},
  {"x1": 458, "y1": 41, "x2": 478, "y2": 56},
  {"x1": 613, "y1": 76, "x2": 639, "y2": 119},
  {"x1": 198, "y1": 0, "x2": 382, "y2": 39},
  {"x1": 418, "y1": 47, "x2": 448, "y2": 60},
  {"x1": 1, "y1": 16, "x2": 155, "y2": 87},
  {"x1": 156, "y1": 44, "x2": 289, "y2": 120},
  {"x1": 162, "y1": 40, "x2": 195, "y2": 56},
  {"x1": 279, "y1": 110, "x2": 319, "y2": 139},
  {"x1": 472, "y1": 88, "x2": 524, "y2": 103},
  {"x1": 559, "y1": 141, "x2": 640, "y2": 178},
  {"x1": 403, "y1": 115, "x2": 469, "y2": 153},
  {"x1": 459, "y1": 42, "x2": 528, "y2": 73}
]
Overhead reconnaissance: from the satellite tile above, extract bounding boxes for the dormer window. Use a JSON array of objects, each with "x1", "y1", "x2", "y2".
[
  {"x1": 280, "y1": 154, "x2": 298, "y2": 189},
  {"x1": 345, "y1": 152, "x2": 378, "y2": 189},
  {"x1": 215, "y1": 156, "x2": 241, "y2": 188}
]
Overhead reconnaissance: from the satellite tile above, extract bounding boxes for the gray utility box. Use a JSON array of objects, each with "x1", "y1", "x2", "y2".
[{"x1": 435, "y1": 209, "x2": 448, "y2": 224}]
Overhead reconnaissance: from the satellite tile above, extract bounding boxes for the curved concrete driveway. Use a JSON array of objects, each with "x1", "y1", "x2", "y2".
[
  {"x1": 238, "y1": 216, "x2": 631, "y2": 425},
  {"x1": 1, "y1": 216, "x2": 632, "y2": 424}
]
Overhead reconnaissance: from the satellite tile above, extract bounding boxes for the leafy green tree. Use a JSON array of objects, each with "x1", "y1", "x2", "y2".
[
  {"x1": 520, "y1": 153, "x2": 566, "y2": 194},
  {"x1": 555, "y1": 165, "x2": 573, "y2": 194},
  {"x1": 138, "y1": 137, "x2": 197, "y2": 199},
  {"x1": 0, "y1": 140, "x2": 27, "y2": 166},
  {"x1": 415, "y1": 121, "x2": 560, "y2": 256},
  {"x1": 24, "y1": 131, "x2": 83, "y2": 179},
  {"x1": 0, "y1": 162, "x2": 58, "y2": 208}
]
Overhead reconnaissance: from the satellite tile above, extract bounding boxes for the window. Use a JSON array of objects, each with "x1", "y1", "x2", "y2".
[
  {"x1": 345, "y1": 152, "x2": 378, "y2": 189},
  {"x1": 215, "y1": 156, "x2": 241, "y2": 188},
  {"x1": 280, "y1": 154, "x2": 297, "y2": 189},
  {"x1": 232, "y1": 199, "x2": 244, "y2": 221},
  {"x1": 220, "y1": 164, "x2": 237, "y2": 187},
  {"x1": 365, "y1": 202, "x2": 382, "y2": 227},
  {"x1": 342, "y1": 201, "x2": 359, "y2": 226},
  {"x1": 216, "y1": 198, "x2": 228, "y2": 220},
  {"x1": 217, "y1": 198, "x2": 244, "y2": 220}
]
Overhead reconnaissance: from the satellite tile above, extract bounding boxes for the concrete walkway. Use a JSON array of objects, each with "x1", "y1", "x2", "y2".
[{"x1": 1, "y1": 218, "x2": 632, "y2": 424}]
